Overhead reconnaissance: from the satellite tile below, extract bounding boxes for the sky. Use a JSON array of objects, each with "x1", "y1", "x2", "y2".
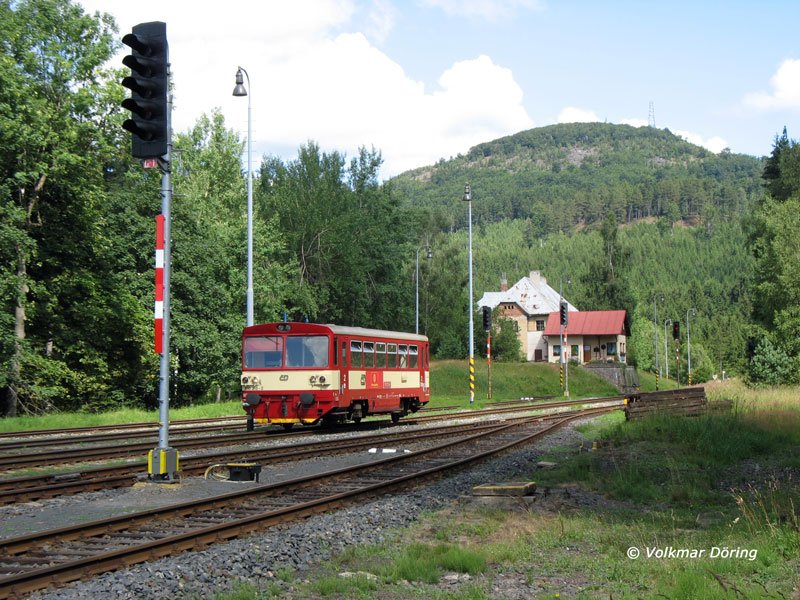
[{"x1": 79, "y1": 0, "x2": 800, "y2": 179}]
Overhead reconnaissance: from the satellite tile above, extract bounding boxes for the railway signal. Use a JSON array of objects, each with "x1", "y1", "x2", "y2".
[
  {"x1": 482, "y1": 306, "x2": 492, "y2": 332},
  {"x1": 121, "y1": 21, "x2": 168, "y2": 158},
  {"x1": 672, "y1": 320, "x2": 680, "y2": 339},
  {"x1": 122, "y1": 22, "x2": 178, "y2": 482},
  {"x1": 560, "y1": 301, "x2": 568, "y2": 326}
]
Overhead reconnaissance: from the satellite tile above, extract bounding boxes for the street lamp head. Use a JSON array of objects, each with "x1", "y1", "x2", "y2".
[
  {"x1": 426, "y1": 246, "x2": 432, "y2": 260},
  {"x1": 232, "y1": 67, "x2": 247, "y2": 97},
  {"x1": 463, "y1": 183, "x2": 471, "y2": 202}
]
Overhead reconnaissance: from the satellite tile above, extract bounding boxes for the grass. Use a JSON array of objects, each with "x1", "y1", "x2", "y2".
[
  {"x1": 428, "y1": 359, "x2": 620, "y2": 409},
  {"x1": 0, "y1": 402, "x2": 242, "y2": 434},
  {"x1": 216, "y1": 378, "x2": 798, "y2": 600}
]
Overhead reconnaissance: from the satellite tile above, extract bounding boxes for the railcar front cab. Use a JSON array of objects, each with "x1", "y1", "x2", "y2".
[{"x1": 241, "y1": 323, "x2": 336, "y2": 431}]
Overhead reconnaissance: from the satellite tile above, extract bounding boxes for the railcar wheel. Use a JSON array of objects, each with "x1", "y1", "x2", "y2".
[
  {"x1": 391, "y1": 413, "x2": 401, "y2": 424},
  {"x1": 352, "y1": 417, "x2": 362, "y2": 424},
  {"x1": 246, "y1": 417, "x2": 254, "y2": 432},
  {"x1": 282, "y1": 423, "x2": 294, "y2": 431}
]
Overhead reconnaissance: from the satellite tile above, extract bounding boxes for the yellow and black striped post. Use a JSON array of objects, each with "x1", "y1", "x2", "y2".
[
  {"x1": 559, "y1": 363, "x2": 564, "y2": 390},
  {"x1": 655, "y1": 370, "x2": 659, "y2": 390},
  {"x1": 469, "y1": 356, "x2": 475, "y2": 404}
]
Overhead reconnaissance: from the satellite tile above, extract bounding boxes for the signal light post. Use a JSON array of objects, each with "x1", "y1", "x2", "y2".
[
  {"x1": 686, "y1": 308, "x2": 696, "y2": 385},
  {"x1": 673, "y1": 319, "x2": 681, "y2": 385},
  {"x1": 483, "y1": 306, "x2": 492, "y2": 400},
  {"x1": 122, "y1": 22, "x2": 178, "y2": 483},
  {"x1": 560, "y1": 299, "x2": 569, "y2": 396}
]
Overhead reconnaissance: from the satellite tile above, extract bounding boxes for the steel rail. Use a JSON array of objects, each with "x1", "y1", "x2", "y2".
[
  {"x1": 0, "y1": 418, "x2": 532, "y2": 504},
  {"x1": 0, "y1": 397, "x2": 623, "y2": 473},
  {"x1": 0, "y1": 407, "x2": 611, "y2": 598}
]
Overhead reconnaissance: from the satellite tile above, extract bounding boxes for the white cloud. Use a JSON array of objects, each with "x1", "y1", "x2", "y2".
[
  {"x1": 557, "y1": 107, "x2": 600, "y2": 123},
  {"x1": 673, "y1": 130, "x2": 728, "y2": 153},
  {"x1": 81, "y1": 0, "x2": 533, "y2": 177},
  {"x1": 420, "y1": 0, "x2": 545, "y2": 21},
  {"x1": 744, "y1": 58, "x2": 800, "y2": 111}
]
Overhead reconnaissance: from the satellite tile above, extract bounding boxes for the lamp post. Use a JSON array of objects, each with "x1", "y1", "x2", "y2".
[
  {"x1": 415, "y1": 244, "x2": 432, "y2": 334},
  {"x1": 232, "y1": 67, "x2": 254, "y2": 327},
  {"x1": 463, "y1": 183, "x2": 474, "y2": 405},
  {"x1": 686, "y1": 308, "x2": 696, "y2": 385},
  {"x1": 663, "y1": 319, "x2": 671, "y2": 380}
]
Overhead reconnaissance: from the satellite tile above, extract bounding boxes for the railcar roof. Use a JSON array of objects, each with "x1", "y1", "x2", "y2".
[{"x1": 244, "y1": 322, "x2": 428, "y2": 343}]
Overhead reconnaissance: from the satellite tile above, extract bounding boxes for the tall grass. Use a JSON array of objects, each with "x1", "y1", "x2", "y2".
[{"x1": 536, "y1": 408, "x2": 800, "y2": 507}]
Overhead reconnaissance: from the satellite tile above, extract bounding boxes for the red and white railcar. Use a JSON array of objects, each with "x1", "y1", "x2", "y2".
[{"x1": 241, "y1": 323, "x2": 430, "y2": 430}]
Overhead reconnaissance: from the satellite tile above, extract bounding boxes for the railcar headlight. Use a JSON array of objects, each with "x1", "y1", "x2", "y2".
[
  {"x1": 319, "y1": 375, "x2": 326, "y2": 384},
  {"x1": 242, "y1": 376, "x2": 249, "y2": 385},
  {"x1": 309, "y1": 375, "x2": 317, "y2": 384}
]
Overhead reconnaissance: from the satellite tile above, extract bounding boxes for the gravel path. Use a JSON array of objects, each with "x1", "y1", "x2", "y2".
[{"x1": 13, "y1": 418, "x2": 591, "y2": 600}]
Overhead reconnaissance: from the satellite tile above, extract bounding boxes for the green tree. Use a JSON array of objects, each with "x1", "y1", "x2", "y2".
[
  {"x1": 746, "y1": 129, "x2": 800, "y2": 384},
  {"x1": 0, "y1": 0, "x2": 124, "y2": 415},
  {"x1": 582, "y1": 212, "x2": 633, "y2": 313},
  {"x1": 491, "y1": 317, "x2": 522, "y2": 362},
  {"x1": 260, "y1": 143, "x2": 410, "y2": 330},
  {"x1": 168, "y1": 111, "x2": 300, "y2": 405}
]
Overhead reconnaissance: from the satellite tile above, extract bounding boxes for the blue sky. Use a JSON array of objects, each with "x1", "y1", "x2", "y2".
[{"x1": 81, "y1": 0, "x2": 800, "y2": 178}]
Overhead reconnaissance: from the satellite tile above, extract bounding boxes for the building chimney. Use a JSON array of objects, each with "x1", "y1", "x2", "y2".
[
  {"x1": 529, "y1": 270, "x2": 541, "y2": 286},
  {"x1": 500, "y1": 273, "x2": 508, "y2": 292}
]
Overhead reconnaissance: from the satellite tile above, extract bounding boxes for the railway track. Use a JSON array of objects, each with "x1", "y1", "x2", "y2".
[
  {"x1": 0, "y1": 403, "x2": 463, "y2": 447},
  {"x1": 0, "y1": 405, "x2": 612, "y2": 598},
  {"x1": 0, "y1": 397, "x2": 621, "y2": 473},
  {"x1": 0, "y1": 397, "x2": 625, "y2": 504},
  {"x1": 0, "y1": 418, "x2": 550, "y2": 505}
]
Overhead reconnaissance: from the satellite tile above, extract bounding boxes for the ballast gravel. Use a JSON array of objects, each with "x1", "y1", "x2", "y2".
[{"x1": 16, "y1": 419, "x2": 592, "y2": 600}]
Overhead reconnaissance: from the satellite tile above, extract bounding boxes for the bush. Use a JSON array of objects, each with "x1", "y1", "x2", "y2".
[{"x1": 747, "y1": 337, "x2": 800, "y2": 386}]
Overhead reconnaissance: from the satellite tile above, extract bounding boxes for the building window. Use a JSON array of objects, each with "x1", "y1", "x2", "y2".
[
  {"x1": 553, "y1": 345, "x2": 561, "y2": 356},
  {"x1": 571, "y1": 344, "x2": 579, "y2": 357},
  {"x1": 607, "y1": 342, "x2": 617, "y2": 355},
  {"x1": 536, "y1": 320, "x2": 545, "y2": 331}
]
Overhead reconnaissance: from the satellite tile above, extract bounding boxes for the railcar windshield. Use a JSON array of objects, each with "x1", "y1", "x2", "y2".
[{"x1": 244, "y1": 335, "x2": 329, "y2": 368}]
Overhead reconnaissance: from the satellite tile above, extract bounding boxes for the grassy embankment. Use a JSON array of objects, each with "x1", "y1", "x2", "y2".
[
  {"x1": 0, "y1": 360, "x2": 625, "y2": 433},
  {"x1": 244, "y1": 378, "x2": 800, "y2": 599}
]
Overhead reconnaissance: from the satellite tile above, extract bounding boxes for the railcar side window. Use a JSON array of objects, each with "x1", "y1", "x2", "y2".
[
  {"x1": 398, "y1": 344, "x2": 408, "y2": 368},
  {"x1": 363, "y1": 342, "x2": 375, "y2": 368},
  {"x1": 409, "y1": 345, "x2": 418, "y2": 368},
  {"x1": 286, "y1": 336, "x2": 329, "y2": 367},
  {"x1": 387, "y1": 343, "x2": 397, "y2": 368},
  {"x1": 341, "y1": 341, "x2": 347, "y2": 366},
  {"x1": 350, "y1": 341, "x2": 362, "y2": 367},
  {"x1": 244, "y1": 336, "x2": 283, "y2": 368},
  {"x1": 376, "y1": 342, "x2": 386, "y2": 368}
]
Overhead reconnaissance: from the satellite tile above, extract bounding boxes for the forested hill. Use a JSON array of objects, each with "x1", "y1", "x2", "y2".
[{"x1": 392, "y1": 123, "x2": 763, "y2": 236}]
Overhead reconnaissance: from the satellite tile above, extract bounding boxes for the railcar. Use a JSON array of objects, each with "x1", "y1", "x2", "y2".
[{"x1": 241, "y1": 322, "x2": 430, "y2": 430}]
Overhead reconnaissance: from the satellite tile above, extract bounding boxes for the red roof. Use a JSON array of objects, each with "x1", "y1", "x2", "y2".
[{"x1": 543, "y1": 310, "x2": 627, "y2": 336}]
